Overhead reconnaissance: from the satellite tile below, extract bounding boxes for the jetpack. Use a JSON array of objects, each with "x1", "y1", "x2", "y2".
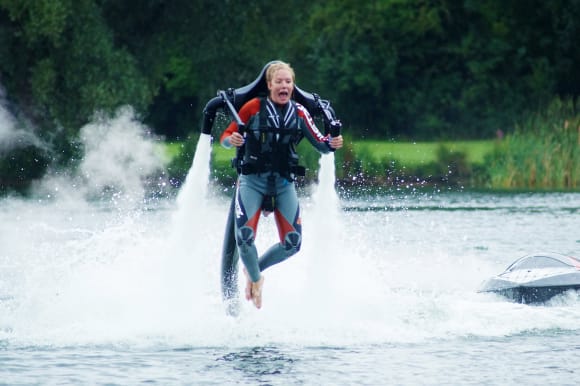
[{"x1": 200, "y1": 61, "x2": 342, "y2": 316}]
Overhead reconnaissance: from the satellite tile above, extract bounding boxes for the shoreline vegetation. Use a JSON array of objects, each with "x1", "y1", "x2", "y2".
[
  {"x1": 1, "y1": 99, "x2": 578, "y2": 196},
  {"x1": 2, "y1": 2, "x2": 579, "y2": 196},
  {"x1": 166, "y1": 99, "x2": 579, "y2": 193}
]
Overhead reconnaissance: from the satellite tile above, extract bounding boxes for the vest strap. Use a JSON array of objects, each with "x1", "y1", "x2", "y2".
[{"x1": 233, "y1": 98, "x2": 304, "y2": 180}]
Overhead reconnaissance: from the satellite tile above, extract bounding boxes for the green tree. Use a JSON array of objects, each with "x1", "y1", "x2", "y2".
[
  {"x1": 99, "y1": 0, "x2": 315, "y2": 139},
  {"x1": 1, "y1": 0, "x2": 579, "y2": 176},
  {"x1": 0, "y1": 0, "x2": 153, "y2": 137},
  {"x1": 302, "y1": 0, "x2": 580, "y2": 139}
]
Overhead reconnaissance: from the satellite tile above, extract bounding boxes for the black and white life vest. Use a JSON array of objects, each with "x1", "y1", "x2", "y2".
[{"x1": 235, "y1": 98, "x2": 305, "y2": 179}]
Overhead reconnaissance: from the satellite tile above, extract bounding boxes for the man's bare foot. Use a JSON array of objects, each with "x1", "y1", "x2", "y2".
[
  {"x1": 242, "y1": 268, "x2": 252, "y2": 301},
  {"x1": 251, "y1": 275, "x2": 265, "y2": 309}
]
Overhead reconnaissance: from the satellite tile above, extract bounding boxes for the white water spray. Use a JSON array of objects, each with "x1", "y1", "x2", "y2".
[
  {"x1": 2, "y1": 105, "x2": 579, "y2": 349},
  {"x1": 299, "y1": 153, "x2": 388, "y2": 325},
  {"x1": 171, "y1": 133, "x2": 214, "y2": 248},
  {"x1": 78, "y1": 107, "x2": 166, "y2": 200},
  {"x1": 164, "y1": 133, "x2": 223, "y2": 304},
  {"x1": 0, "y1": 85, "x2": 43, "y2": 151},
  {"x1": 33, "y1": 107, "x2": 167, "y2": 208}
]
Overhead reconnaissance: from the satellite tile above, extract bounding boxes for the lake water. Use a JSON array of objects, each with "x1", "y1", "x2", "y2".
[{"x1": 1, "y1": 132, "x2": 580, "y2": 385}]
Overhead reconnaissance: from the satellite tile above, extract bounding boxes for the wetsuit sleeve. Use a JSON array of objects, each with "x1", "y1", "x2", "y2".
[
  {"x1": 220, "y1": 98, "x2": 261, "y2": 148},
  {"x1": 296, "y1": 103, "x2": 333, "y2": 154}
]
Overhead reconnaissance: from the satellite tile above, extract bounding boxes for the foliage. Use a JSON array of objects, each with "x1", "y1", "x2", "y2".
[
  {"x1": 484, "y1": 97, "x2": 580, "y2": 190},
  {"x1": 0, "y1": 144, "x2": 50, "y2": 194},
  {"x1": 164, "y1": 134, "x2": 200, "y2": 187},
  {"x1": 304, "y1": 0, "x2": 580, "y2": 139},
  {"x1": 0, "y1": 0, "x2": 153, "y2": 135},
  {"x1": 202, "y1": 137, "x2": 489, "y2": 189},
  {"x1": 1, "y1": 0, "x2": 579, "y2": 141},
  {"x1": 1, "y1": 0, "x2": 580, "y2": 193}
]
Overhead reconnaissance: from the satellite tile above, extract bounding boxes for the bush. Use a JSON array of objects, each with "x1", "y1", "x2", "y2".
[
  {"x1": 0, "y1": 144, "x2": 50, "y2": 194},
  {"x1": 483, "y1": 97, "x2": 580, "y2": 190}
]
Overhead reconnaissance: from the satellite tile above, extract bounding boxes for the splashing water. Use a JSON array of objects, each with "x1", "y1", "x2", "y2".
[
  {"x1": 32, "y1": 107, "x2": 168, "y2": 209},
  {"x1": 2, "y1": 100, "x2": 580, "y2": 385},
  {"x1": 0, "y1": 85, "x2": 43, "y2": 151},
  {"x1": 172, "y1": 133, "x2": 213, "y2": 243},
  {"x1": 163, "y1": 133, "x2": 224, "y2": 310},
  {"x1": 1, "y1": 111, "x2": 580, "y2": 355},
  {"x1": 77, "y1": 107, "x2": 167, "y2": 202}
]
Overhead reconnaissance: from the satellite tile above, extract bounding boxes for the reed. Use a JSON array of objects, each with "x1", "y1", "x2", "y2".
[{"x1": 485, "y1": 98, "x2": 580, "y2": 190}]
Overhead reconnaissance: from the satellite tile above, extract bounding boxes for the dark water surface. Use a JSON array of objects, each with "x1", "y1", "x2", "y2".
[{"x1": 2, "y1": 189, "x2": 579, "y2": 385}]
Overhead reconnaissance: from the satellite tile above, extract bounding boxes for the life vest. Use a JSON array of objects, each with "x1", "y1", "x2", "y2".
[{"x1": 235, "y1": 98, "x2": 305, "y2": 180}]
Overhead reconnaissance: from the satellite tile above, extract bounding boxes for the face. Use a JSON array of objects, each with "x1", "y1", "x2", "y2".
[{"x1": 268, "y1": 69, "x2": 294, "y2": 105}]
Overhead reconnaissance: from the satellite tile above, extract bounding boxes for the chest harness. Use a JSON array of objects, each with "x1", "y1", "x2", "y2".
[{"x1": 233, "y1": 98, "x2": 306, "y2": 211}]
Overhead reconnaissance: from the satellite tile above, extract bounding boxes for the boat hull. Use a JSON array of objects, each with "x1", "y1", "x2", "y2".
[{"x1": 479, "y1": 252, "x2": 580, "y2": 303}]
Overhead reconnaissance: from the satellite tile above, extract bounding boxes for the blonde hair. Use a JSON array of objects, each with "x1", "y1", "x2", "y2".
[{"x1": 266, "y1": 61, "x2": 295, "y2": 83}]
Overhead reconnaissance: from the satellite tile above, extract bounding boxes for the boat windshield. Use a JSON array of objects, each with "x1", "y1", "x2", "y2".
[{"x1": 507, "y1": 253, "x2": 579, "y2": 271}]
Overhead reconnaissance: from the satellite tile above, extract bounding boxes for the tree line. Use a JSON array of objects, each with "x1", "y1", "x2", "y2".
[{"x1": 1, "y1": 0, "x2": 579, "y2": 190}]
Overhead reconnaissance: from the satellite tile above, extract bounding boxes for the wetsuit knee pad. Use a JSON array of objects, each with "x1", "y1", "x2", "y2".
[
  {"x1": 283, "y1": 231, "x2": 301, "y2": 254},
  {"x1": 236, "y1": 226, "x2": 255, "y2": 250}
]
